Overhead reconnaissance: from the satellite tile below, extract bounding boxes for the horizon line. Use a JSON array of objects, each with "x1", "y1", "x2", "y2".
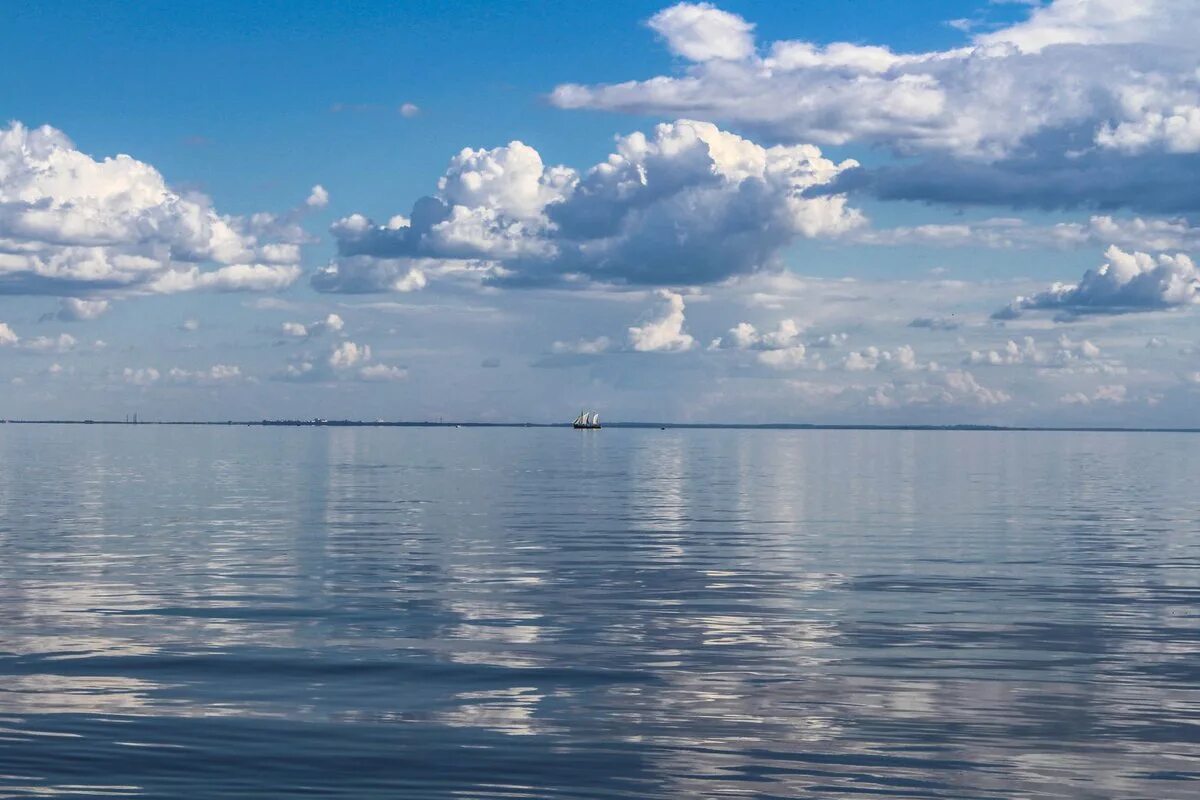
[{"x1": 3, "y1": 419, "x2": 1199, "y2": 434}]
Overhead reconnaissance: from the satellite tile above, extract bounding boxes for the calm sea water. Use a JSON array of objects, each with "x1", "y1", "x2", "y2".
[{"x1": 0, "y1": 425, "x2": 1198, "y2": 799}]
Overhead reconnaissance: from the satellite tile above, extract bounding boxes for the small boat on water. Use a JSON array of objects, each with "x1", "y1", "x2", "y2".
[{"x1": 573, "y1": 410, "x2": 601, "y2": 429}]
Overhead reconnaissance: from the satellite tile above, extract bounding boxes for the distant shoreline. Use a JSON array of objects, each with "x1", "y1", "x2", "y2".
[{"x1": 2, "y1": 419, "x2": 1199, "y2": 434}]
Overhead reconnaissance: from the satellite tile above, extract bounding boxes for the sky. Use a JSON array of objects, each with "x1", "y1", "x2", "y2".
[{"x1": 2, "y1": 0, "x2": 1200, "y2": 425}]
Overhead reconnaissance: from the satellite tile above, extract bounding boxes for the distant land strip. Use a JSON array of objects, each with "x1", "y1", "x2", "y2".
[{"x1": 2, "y1": 419, "x2": 1200, "y2": 434}]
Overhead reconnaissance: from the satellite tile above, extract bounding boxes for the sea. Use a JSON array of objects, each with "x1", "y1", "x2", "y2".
[{"x1": 0, "y1": 424, "x2": 1197, "y2": 799}]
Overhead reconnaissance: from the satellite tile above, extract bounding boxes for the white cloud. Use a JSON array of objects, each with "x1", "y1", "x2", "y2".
[
  {"x1": 0, "y1": 322, "x2": 17, "y2": 345},
  {"x1": 709, "y1": 318, "x2": 812, "y2": 368},
  {"x1": 306, "y1": 185, "x2": 330, "y2": 209},
  {"x1": 167, "y1": 365, "x2": 243, "y2": 384},
  {"x1": 997, "y1": 245, "x2": 1200, "y2": 318},
  {"x1": 122, "y1": 367, "x2": 160, "y2": 386},
  {"x1": 966, "y1": 335, "x2": 1109, "y2": 370},
  {"x1": 1060, "y1": 384, "x2": 1128, "y2": 405},
  {"x1": 551, "y1": 1, "x2": 1200, "y2": 161},
  {"x1": 20, "y1": 333, "x2": 77, "y2": 353},
  {"x1": 281, "y1": 313, "x2": 344, "y2": 338},
  {"x1": 180, "y1": 318, "x2": 200, "y2": 332},
  {"x1": 628, "y1": 290, "x2": 695, "y2": 352},
  {"x1": 54, "y1": 297, "x2": 110, "y2": 321},
  {"x1": 399, "y1": 103, "x2": 421, "y2": 118},
  {"x1": 648, "y1": 2, "x2": 756, "y2": 62},
  {"x1": 0, "y1": 121, "x2": 304, "y2": 295},
  {"x1": 843, "y1": 344, "x2": 932, "y2": 372},
  {"x1": 358, "y1": 363, "x2": 407, "y2": 381},
  {"x1": 551, "y1": 336, "x2": 612, "y2": 355},
  {"x1": 317, "y1": 119, "x2": 861, "y2": 290},
  {"x1": 329, "y1": 341, "x2": 371, "y2": 370},
  {"x1": 146, "y1": 263, "x2": 301, "y2": 294},
  {"x1": 858, "y1": 215, "x2": 1200, "y2": 254},
  {"x1": 869, "y1": 370, "x2": 1011, "y2": 408}
]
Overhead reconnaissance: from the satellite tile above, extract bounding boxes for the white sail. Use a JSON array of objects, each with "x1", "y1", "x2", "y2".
[{"x1": 590, "y1": 413, "x2": 599, "y2": 426}]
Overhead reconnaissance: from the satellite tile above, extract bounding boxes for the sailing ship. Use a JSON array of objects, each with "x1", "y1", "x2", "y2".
[{"x1": 572, "y1": 410, "x2": 601, "y2": 429}]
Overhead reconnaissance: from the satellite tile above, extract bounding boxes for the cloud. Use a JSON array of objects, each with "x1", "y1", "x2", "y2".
[
  {"x1": 166, "y1": 364, "x2": 243, "y2": 385},
  {"x1": 843, "y1": 344, "x2": 935, "y2": 372},
  {"x1": 551, "y1": 336, "x2": 612, "y2": 355},
  {"x1": 274, "y1": 338, "x2": 404, "y2": 384},
  {"x1": 306, "y1": 185, "x2": 330, "y2": 209},
  {"x1": 0, "y1": 322, "x2": 17, "y2": 345},
  {"x1": 909, "y1": 316, "x2": 960, "y2": 331},
  {"x1": 20, "y1": 333, "x2": 77, "y2": 353},
  {"x1": 315, "y1": 119, "x2": 861, "y2": 291},
  {"x1": 965, "y1": 335, "x2": 1112, "y2": 371},
  {"x1": 122, "y1": 367, "x2": 160, "y2": 386},
  {"x1": 280, "y1": 313, "x2": 344, "y2": 338},
  {"x1": 648, "y1": 2, "x2": 755, "y2": 62},
  {"x1": 358, "y1": 363, "x2": 407, "y2": 381},
  {"x1": 857, "y1": 215, "x2": 1200, "y2": 253},
  {"x1": 179, "y1": 318, "x2": 200, "y2": 332},
  {"x1": 1060, "y1": 384, "x2": 1128, "y2": 405},
  {"x1": 329, "y1": 341, "x2": 371, "y2": 370},
  {"x1": 45, "y1": 297, "x2": 111, "y2": 321},
  {"x1": 551, "y1": 2, "x2": 1200, "y2": 213},
  {"x1": 144, "y1": 263, "x2": 301, "y2": 294},
  {"x1": 996, "y1": 245, "x2": 1200, "y2": 318},
  {"x1": 554, "y1": 1, "x2": 1196, "y2": 158},
  {"x1": 709, "y1": 318, "x2": 812, "y2": 368},
  {"x1": 628, "y1": 290, "x2": 695, "y2": 352},
  {"x1": 399, "y1": 103, "x2": 421, "y2": 118},
  {"x1": 0, "y1": 121, "x2": 305, "y2": 295},
  {"x1": 868, "y1": 370, "x2": 1011, "y2": 408}
]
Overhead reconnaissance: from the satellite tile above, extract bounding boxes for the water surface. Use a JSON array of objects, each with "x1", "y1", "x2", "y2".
[{"x1": 0, "y1": 426, "x2": 1197, "y2": 798}]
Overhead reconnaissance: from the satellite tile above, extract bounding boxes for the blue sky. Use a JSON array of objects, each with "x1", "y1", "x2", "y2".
[{"x1": 2, "y1": 0, "x2": 1199, "y2": 424}]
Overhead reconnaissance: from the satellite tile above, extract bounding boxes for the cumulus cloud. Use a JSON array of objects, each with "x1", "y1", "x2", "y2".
[
  {"x1": 306, "y1": 185, "x2": 330, "y2": 209},
  {"x1": 0, "y1": 122, "x2": 305, "y2": 295},
  {"x1": 965, "y1": 335, "x2": 1113, "y2": 372},
  {"x1": 843, "y1": 345, "x2": 935, "y2": 372},
  {"x1": 281, "y1": 313, "x2": 344, "y2": 338},
  {"x1": 648, "y1": 2, "x2": 755, "y2": 62},
  {"x1": 709, "y1": 318, "x2": 812, "y2": 368},
  {"x1": 551, "y1": 1, "x2": 1200, "y2": 213},
  {"x1": 329, "y1": 341, "x2": 371, "y2": 370},
  {"x1": 996, "y1": 245, "x2": 1200, "y2": 318},
  {"x1": 50, "y1": 297, "x2": 110, "y2": 321},
  {"x1": 358, "y1": 363, "x2": 407, "y2": 382},
  {"x1": 122, "y1": 367, "x2": 160, "y2": 386},
  {"x1": 274, "y1": 338, "x2": 402, "y2": 384},
  {"x1": 399, "y1": 103, "x2": 421, "y2": 118},
  {"x1": 315, "y1": 119, "x2": 862, "y2": 291},
  {"x1": 628, "y1": 290, "x2": 695, "y2": 352},
  {"x1": 0, "y1": 322, "x2": 17, "y2": 346},
  {"x1": 554, "y1": 1, "x2": 1196, "y2": 157}
]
